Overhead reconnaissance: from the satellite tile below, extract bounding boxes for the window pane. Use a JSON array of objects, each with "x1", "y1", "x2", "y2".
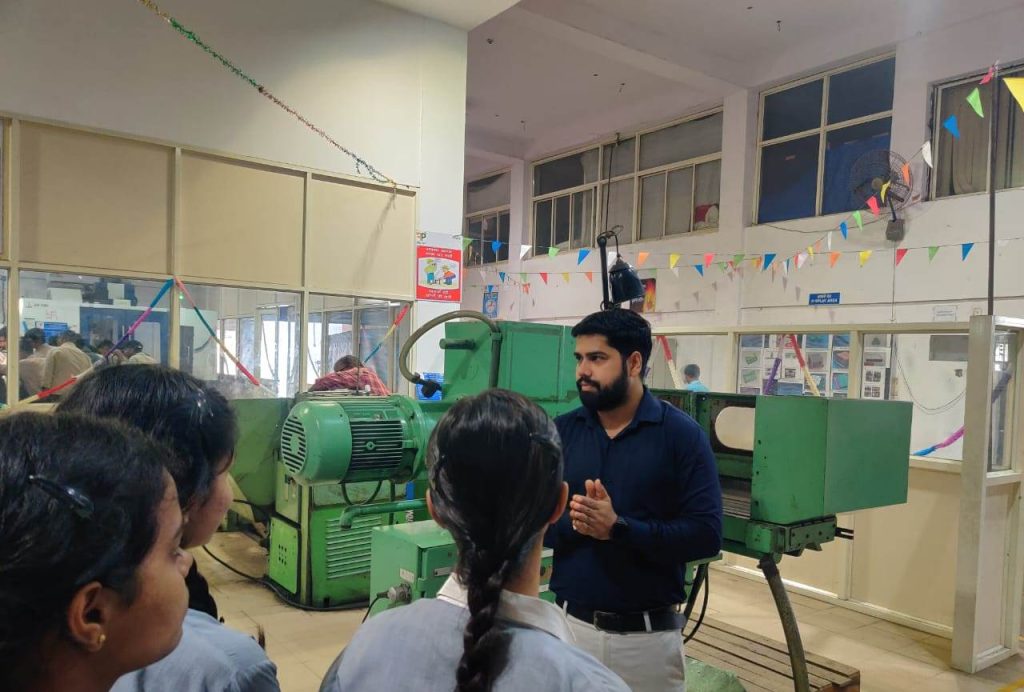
[
  {"x1": 827, "y1": 58, "x2": 896, "y2": 124},
  {"x1": 639, "y1": 113, "x2": 723, "y2": 170},
  {"x1": 464, "y1": 219, "x2": 483, "y2": 266},
  {"x1": 306, "y1": 313, "x2": 323, "y2": 385},
  {"x1": 571, "y1": 189, "x2": 594, "y2": 249},
  {"x1": 736, "y1": 332, "x2": 851, "y2": 398},
  {"x1": 822, "y1": 117, "x2": 892, "y2": 215},
  {"x1": 995, "y1": 70, "x2": 1024, "y2": 191},
  {"x1": 694, "y1": 160, "x2": 721, "y2": 230},
  {"x1": 601, "y1": 179, "x2": 635, "y2": 239},
  {"x1": 602, "y1": 138, "x2": 636, "y2": 178},
  {"x1": 758, "y1": 135, "x2": 820, "y2": 223},
  {"x1": 665, "y1": 167, "x2": 694, "y2": 236},
  {"x1": 990, "y1": 331, "x2": 1017, "y2": 472},
  {"x1": 534, "y1": 149, "x2": 599, "y2": 195},
  {"x1": 497, "y1": 212, "x2": 510, "y2": 262},
  {"x1": 554, "y1": 195, "x2": 571, "y2": 248},
  {"x1": 935, "y1": 81, "x2": 989, "y2": 198},
  {"x1": 639, "y1": 173, "x2": 666, "y2": 240},
  {"x1": 534, "y1": 199, "x2": 552, "y2": 255},
  {"x1": 482, "y1": 215, "x2": 498, "y2": 264},
  {"x1": 326, "y1": 308, "x2": 354, "y2": 378},
  {"x1": 357, "y1": 300, "x2": 392, "y2": 391},
  {"x1": 763, "y1": 80, "x2": 823, "y2": 140},
  {"x1": 466, "y1": 171, "x2": 510, "y2": 214},
  {"x1": 647, "y1": 335, "x2": 730, "y2": 391}
]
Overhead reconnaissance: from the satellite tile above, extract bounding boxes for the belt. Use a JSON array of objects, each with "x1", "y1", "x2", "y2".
[{"x1": 557, "y1": 598, "x2": 683, "y2": 634}]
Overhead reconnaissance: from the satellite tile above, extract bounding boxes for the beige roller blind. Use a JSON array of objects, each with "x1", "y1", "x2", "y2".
[
  {"x1": 308, "y1": 177, "x2": 415, "y2": 297},
  {"x1": 18, "y1": 123, "x2": 172, "y2": 272},
  {"x1": 179, "y1": 153, "x2": 304, "y2": 286}
]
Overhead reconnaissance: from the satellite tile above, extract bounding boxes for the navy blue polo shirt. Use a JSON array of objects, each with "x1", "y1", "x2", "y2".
[{"x1": 544, "y1": 388, "x2": 722, "y2": 613}]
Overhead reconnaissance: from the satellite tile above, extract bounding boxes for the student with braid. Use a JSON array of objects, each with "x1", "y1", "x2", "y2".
[{"x1": 320, "y1": 389, "x2": 628, "y2": 692}]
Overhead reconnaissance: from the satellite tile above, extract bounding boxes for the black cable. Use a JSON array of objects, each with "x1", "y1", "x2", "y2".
[
  {"x1": 202, "y1": 545, "x2": 264, "y2": 582},
  {"x1": 229, "y1": 498, "x2": 273, "y2": 522},
  {"x1": 362, "y1": 595, "x2": 385, "y2": 624},
  {"x1": 683, "y1": 564, "x2": 710, "y2": 644},
  {"x1": 340, "y1": 481, "x2": 384, "y2": 507}
]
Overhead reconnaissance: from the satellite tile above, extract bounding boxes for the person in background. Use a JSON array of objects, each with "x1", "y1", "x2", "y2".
[
  {"x1": 18, "y1": 338, "x2": 45, "y2": 399},
  {"x1": 24, "y1": 327, "x2": 55, "y2": 358},
  {"x1": 95, "y1": 339, "x2": 116, "y2": 358},
  {"x1": 41, "y1": 330, "x2": 94, "y2": 398},
  {"x1": 683, "y1": 364, "x2": 709, "y2": 392},
  {"x1": 122, "y1": 339, "x2": 158, "y2": 364},
  {"x1": 0, "y1": 412, "x2": 192, "y2": 692},
  {"x1": 0, "y1": 326, "x2": 7, "y2": 369},
  {"x1": 545, "y1": 310, "x2": 722, "y2": 692},
  {"x1": 321, "y1": 389, "x2": 628, "y2": 692},
  {"x1": 310, "y1": 355, "x2": 391, "y2": 396},
  {"x1": 58, "y1": 366, "x2": 281, "y2": 692},
  {"x1": 76, "y1": 337, "x2": 103, "y2": 364}
]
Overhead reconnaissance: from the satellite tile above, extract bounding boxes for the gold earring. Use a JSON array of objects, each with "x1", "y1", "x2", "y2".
[{"x1": 98, "y1": 634, "x2": 107, "y2": 648}]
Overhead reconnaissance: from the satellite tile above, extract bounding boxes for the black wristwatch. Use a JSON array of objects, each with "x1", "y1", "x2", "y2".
[{"x1": 610, "y1": 516, "x2": 629, "y2": 541}]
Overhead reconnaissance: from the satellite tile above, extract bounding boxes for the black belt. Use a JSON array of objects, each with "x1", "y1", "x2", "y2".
[{"x1": 557, "y1": 598, "x2": 683, "y2": 634}]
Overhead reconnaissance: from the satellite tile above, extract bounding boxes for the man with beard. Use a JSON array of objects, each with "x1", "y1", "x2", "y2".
[{"x1": 544, "y1": 309, "x2": 722, "y2": 692}]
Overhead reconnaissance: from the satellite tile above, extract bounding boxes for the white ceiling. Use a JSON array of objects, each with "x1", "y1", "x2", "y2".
[
  {"x1": 466, "y1": 0, "x2": 1022, "y2": 176},
  {"x1": 374, "y1": 0, "x2": 519, "y2": 30}
]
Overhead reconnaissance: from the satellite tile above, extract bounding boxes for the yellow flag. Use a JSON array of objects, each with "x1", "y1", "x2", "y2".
[
  {"x1": 669, "y1": 253, "x2": 681, "y2": 269},
  {"x1": 1005, "y1": 77, "x2": 1024, "y2": 114},
  {"x1": 561, "y1": 272, "x2": 571, "y2": 284},
  {"x1": 859, "y1": 250, "x2": 872, "y2": 267}
]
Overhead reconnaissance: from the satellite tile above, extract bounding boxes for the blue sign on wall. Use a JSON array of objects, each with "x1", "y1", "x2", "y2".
[{"x1": 808, "y1": 292, "x2": 841, "y2": 306}]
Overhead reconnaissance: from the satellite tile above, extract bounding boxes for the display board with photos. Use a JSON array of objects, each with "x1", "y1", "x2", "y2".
[
  {"x1": 736, "y1": 332, "x2": 851, "y2": 398},
  {"x1": 860, "y1": 333, "x2": 893, "y2": 401}
]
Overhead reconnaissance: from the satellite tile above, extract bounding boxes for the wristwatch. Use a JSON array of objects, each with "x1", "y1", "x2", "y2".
[{"x1": 610, "y1": 515, "x2": 629, "y2": 541}]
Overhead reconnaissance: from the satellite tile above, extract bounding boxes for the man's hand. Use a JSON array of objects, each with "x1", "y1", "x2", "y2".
[{"x1": 570, "y1": 479, "x2": 617, "y2": 541}]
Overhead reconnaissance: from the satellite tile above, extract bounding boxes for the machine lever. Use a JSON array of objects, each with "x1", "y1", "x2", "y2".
[{"x1": 835, "y1": 527, "x2": 854, "y2": 540}]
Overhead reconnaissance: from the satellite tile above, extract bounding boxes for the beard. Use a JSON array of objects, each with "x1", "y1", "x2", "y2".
[{"x1": 577, "y1": 362, "x2": 630, "y2": 412}]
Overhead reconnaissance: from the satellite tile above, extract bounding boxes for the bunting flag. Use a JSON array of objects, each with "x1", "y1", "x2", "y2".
[
  {"x1": 717, "y1": 262, "x2": 728, "y2": 272},
  {"x1": 814, "y1": 239, "x2": 823, "y2": 254},
  {"x1": 491, "y1": 240, "x2": 503, "y2": 255},
  {"x1": 962, "y1": 243, "x2": 974, "y2": 260},
  {"x1": 577, "y1": 249, "x2": 591, "y2": 265},
  {"x1": 733, "y1": 254, "x2": 745, "y2": 265},
  {"x1": 562, "y1": 272, "x2": 571, "y2": 283},
  {"x1": 928, "y1": 246, "x2": 940, "y2": 261},
  {"x1": 704, "y1": 253, "x2": 715, "y2": 268},
  {"x1": 671, "y1": 268, "x2": 680, "y2": 278},
  {"x1": 539, "y1": 272, "x2": 549, "y2": 284},
  {"x1": 966, "y1": 87, "x2": 984, "y2": 118},
  {"x1": 827, "y1": 232, "x2": 833, "y2": 251},
  {"x1": 783, "y1": 258, "x2": 790, "y2": 275},
  {"x1": 694, "y1": 264, "x2": 704, "y2": 277},
  {"x1": 840, "y1": 221, "x2": 849, "y2": 239},
  {"x1": 866, "y1": 196, "x2": 881, "y2": 216},
  {"x1": 895, "y1": 248, "x2": 908, "y2": 266},
  {"x1": 462, "y1": 237, "x2": 473, "y2": 251},
  {"x1": 523, "y1": 283, "x2": 531, "y2": 294},
  {"x1": 754, "y1": 256, "x2": 763, "y2": 270},
  {"x1": 548, "y1": 247, "x2": 560, "y2": 259},
  {"x1": 1006, "y1": 78, "x2": 1024, "y2": 114},
  {"x1": 859, "y1": 250, "x2": 872, "y2": 267},
  {"x1": 807, "y1": 244, "x2": 815, "y2": 258},
  {"x1": 727, "y1": 261, "x2": 735, "y2": 271},
  {"x1": 478, "y1": 269, "x2": 486, "y2": 283},
  {"x1": 669, "y1": 253, "x2": 681, "y2": 269},
  {"x1": 763, "y1": 253, "x2": 776, "y2": 271},
  {"x1": 853, "y1": 210, "x2": 863, "y2": 230},
  {"x1": 520, "y1": 245, "x2": 531, "y2": 260},
  {"x1": 980, "y1": 65, "x2": 995, "y2": 85},
  {"x1": 637, "y1": 251, "x2": 650, "y2": 267},
  {"x1": 585, "y1": 271, "x2": 594, "y2": 282},
  {"x1": 922, "y1": 141, "x2": 934, "y2": 168},
  {"x1": 829, "y1": 251, "x2": 840, "y2": 268},
  {"x1": 880, "y1": 180, "x2": 891, "y2": 203},
  {"x1": 943, "y1": 114, "x2": 961, "y2": 138},
  {"x1": 499, "y1": 271, "x2": 506, "y2": 283},
  {"x1": 796, "y1": 252, "x2": 808, "y2": 269},
  {"x1": 901, "y1": 162, "x2": 911, "y2": 185},
  {"x1": 520, "y1": 272, "x2": 528, "y2": 283}
]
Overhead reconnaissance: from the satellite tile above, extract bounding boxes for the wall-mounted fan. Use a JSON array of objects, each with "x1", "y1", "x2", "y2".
[{"x1": 849, "y1": 150, "x2": 912, "y2": 241}]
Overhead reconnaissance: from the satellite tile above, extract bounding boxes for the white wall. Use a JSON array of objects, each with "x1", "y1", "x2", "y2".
[{"x1": 462, "y1": 5, "x2": 1024, "y2": 333}]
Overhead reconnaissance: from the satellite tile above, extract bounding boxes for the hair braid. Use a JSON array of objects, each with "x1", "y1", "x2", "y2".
[{"x1": 455, "y1": 555, "x2": 518, "y2": 692}]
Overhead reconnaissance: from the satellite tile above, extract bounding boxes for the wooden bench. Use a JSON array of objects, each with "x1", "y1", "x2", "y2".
[{"x1": 686, "y1": 618, "x2": 860, "y2": 692}]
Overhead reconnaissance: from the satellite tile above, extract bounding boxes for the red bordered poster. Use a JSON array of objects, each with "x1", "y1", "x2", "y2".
[{"x1": 416, "y1": 246, "x2": 462, "y2": 302}]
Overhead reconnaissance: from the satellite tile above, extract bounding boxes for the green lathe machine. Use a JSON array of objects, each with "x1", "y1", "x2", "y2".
[{"x1": 229, "y1": 311, "x2": 911, "y2": 691}]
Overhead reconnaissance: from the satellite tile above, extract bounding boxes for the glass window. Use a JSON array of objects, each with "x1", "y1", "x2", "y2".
[
  {"x1": 822, "y1": 117, "x2": 893, "y2": 215},
  {"x1": 534, "y1": 149, "x2": 599, "y2": 196},
  {"x1": 553, "y1": 195, "x2": 571, "y2": 248},
  {"x1": 639, "y1": 173, "x2": 666, "y2": 240},
  {"x1": 758, "y1": 135, "x2": 820, "y2": 223},
  {"x1": 179, "y1": 284, "x2": 300, "y2": 398},
  {"x1": 466, "y1": 171, "x2": 510, "y2": 214},
  {"x1": 990, "y1": 331, "x2": 1017, "y2": 472},
  {"x1": 640, "y1": 113, "x2": 723, "y2": 171},
  {"x1": 600, "y1": 178, "x2": 634, "y2": 239},
  {"x1": 648, "y1": 335, "x2": 731, "y2": 392},
  {"x1": 463, "y1": 219, "x2": 483, "y2": 267},
  {"x1": 571, "y1": 190, "x2": 594, "y2": 249},
  {"x1": 934, "y1": 65, "x2": 1024, "y2": 198},
  {"x1": 694, "y1": 160, "x2": 721, "y2": 230},
  {"x1": 827, "y1": 59, "x2": 896, "y2": 124},
  {"x1": 534, "y1": 199, "x2": 553, "y2": 256},
  {"x1": 0, "y1": 269, "x2": 10, "y2": 404},
  {"x1": 602, "y1": 138, "x2": 636, "y2": 178},
  {"x1": 763, "y1": 80, "x2": 823, "y2": 140},
  {"x1": 666, "y1": 167, "x2": 694, "y2": 236},
  {"x1": 736, "y1": 332, "x2": 851, "y2": 398}
]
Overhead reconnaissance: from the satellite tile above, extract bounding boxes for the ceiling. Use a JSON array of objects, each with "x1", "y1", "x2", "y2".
[
  {"x1": 466, "y1": 0, "x2": 1022, "y2": 176},
  {"x1": 374, "y1": 0, "x2": 519, "y2": 30}
]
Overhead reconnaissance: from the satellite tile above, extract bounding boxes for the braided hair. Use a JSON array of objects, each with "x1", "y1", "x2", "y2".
[{"x1": 427, "y1": 390, "x2": 564, "y2": 692}]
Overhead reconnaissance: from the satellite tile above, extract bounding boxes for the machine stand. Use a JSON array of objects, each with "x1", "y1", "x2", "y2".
[{"x1": 758, "y1": 556, "x2": 811, "y2": 692}]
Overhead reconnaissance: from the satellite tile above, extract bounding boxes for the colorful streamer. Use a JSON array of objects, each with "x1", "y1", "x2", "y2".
[
  {"x1": 174, "y1": 279, "x2": 261, "y2": 387},
  {"x1": 788, "y1": 334, "x2": 821, "y2": 397},
  {"x1": 363, "y1": 304, "x2": 411, "y2": 363},
  {"x1": 105, "y1": 278, "x2": 175, "y2": 361}
]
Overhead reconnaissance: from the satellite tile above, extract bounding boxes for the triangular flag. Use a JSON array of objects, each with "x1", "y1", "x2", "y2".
[
  {"x1": 853, "y1": 211, "x2": 863, "y2": 230},
  {"x1": 577, "y1": 249, "x2": 591, "y2": 265},
  {"x1": 717, "y1": 262, "x2": 727, "y2": 272},
  {"x1": 637, "y1": 252, "x2": 650, "y2": 267},
  {"x1": 478, "y1": 269, "x2": 486, "y2": 282},
  {"x1": 962, "y1": 243, "x2": 974, "y2": 261},
  {"x1": 693, "y1": 264, "x2": 704, "y2": 277},
  {"x1": 966, "y1": 87, "x2": 984, "y2": 118},
  {"x1": 880, "y1": 180, "x2": 891, "y2": 203},
  {"x1": 922, "y1": 141, "x2": 933, "y2": 168},
  {"x1": 486, "y1": 285, "x2": 493, "y2": 293},
  {"x1": 783, "y1": 259, "x2": 790, "y2": 275},
  {"x1": 704, "y1": 253, "x2": 715, "y2": 268},
  {"x1": 943, "y1": 114, "x2": 960, "y2": 138},
  {"x1": 827, "y1": 232, "x2": 833, "y2": 251},
  {"x1": 866, "y1": 196, "x2": 881, "y2": 216},
  {"x1": 520, "y1": 245, "x2": 531, "y2": 260},
  {"x1": 523, "y1": 283, "x2": 531, "y2": 294},
  {"x1": 733, "y1": 254, "x2": 745, "y2": 265},
  {"x1": 539, "y1": 272, "x2": 549, "y2": 284},
  {"x1": 763, "y1": 253, "x2": 776, "y2": 271},
  {"x1": 669, "y1": 253, "x2": 681, "y2": 269},
  {"x1": 1005, "y1": 78, "x2": 1024, "y2": 114},
  {"x1": 981, "y1": 65, "x2": 995, "y2": 85},
  {"x1": 562, "y1": 272, "x2": 571, "y2": 283},
  {"x1": 928, "y1": 246, "x2": 940, "y2": 261},
  {"x1": 796, "y1": 252, "x2": 808, "y2": 269},
  {"x1": 840, "y1": 221, "x2": 849, "y2": 239},
  {"x1": 814, "y1": 240, "x2": 823, "y2": 254},
  {"x1": 901, "y1": 162, "x2": 910, "y2": 185},
  {"x1": 859, "y1": 250, "x2": 872, "y2": 267},
  {"x1": 895, "y1": 248, "x2": 908, "y2": 266},
  {"x1": 499, "y1": 271, "x2": 506, "y2": 283},
  {"x1": 671, "y1": 268, "x2": 680, "y2": 278},
  {"x1": 585, "y1": 272, "x2": 594, "y2": 283},
  {"x1": 548, "y1": 247, "x2": 559, "y2": 258},
  {"x1": 727, "y1": 261, "x2": 735, "y2": 270},
  {"x1": 829, "y1": 251, "x2": 840, "y2": 268},
  {"x1": 462, "y1": 237, "x2": 473, "y2": 251},
  {"x1": 492, "y1": 240, "x2": 503, "y2": 255},
  {"x1": 807, "y1": 244, "x2": 815, "y2": 257},
  {"x1": 754, "y1": 257, "x2": 763, "y2": 270}
]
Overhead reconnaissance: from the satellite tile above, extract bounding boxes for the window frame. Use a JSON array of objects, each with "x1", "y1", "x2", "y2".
[
  {"x1": 754, "y1": 53, "x2": 896, "y2": 225},
  {"x1": 463, "y1": 169, "x2": 511, "y2": 267}
]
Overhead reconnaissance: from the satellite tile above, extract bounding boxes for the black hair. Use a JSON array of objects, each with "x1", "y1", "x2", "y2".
[
  {"x1": 124, "y1": 340, "x2": 145, "y2": 352},
  {"x1": 18, "y1": 337, "x2": 32, "y2": 359},
  {"x1": 0, "y1": 326, "x2": 6, "y2": 339},
  {"x1": 334, "y1": 355, "x2": 363, "y2": 372},
  {"x1": 684, "y1": 364, "x2": 700, "y2": 379},
  {"x1": 57, "y1": 365, "x2": 237, "y2": 511},
  {"x1": 96, "y1": 339, "x2": 115, "y2": 350},
  {"x1": 59, "y1": 330, "x2": 80, "y2": 344},
  {"x1": 24, "y1": 328, "x2": 45, "y2": 346},
  {"x1": 427, "y1": 390, "x2": 564, "y2": 692},
  {"x1": 571, "y1": 309, "x2": 653, "y2": 374},
  {"x1": 0, "y1": 412, "x2": 170, "y2": 687}
]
